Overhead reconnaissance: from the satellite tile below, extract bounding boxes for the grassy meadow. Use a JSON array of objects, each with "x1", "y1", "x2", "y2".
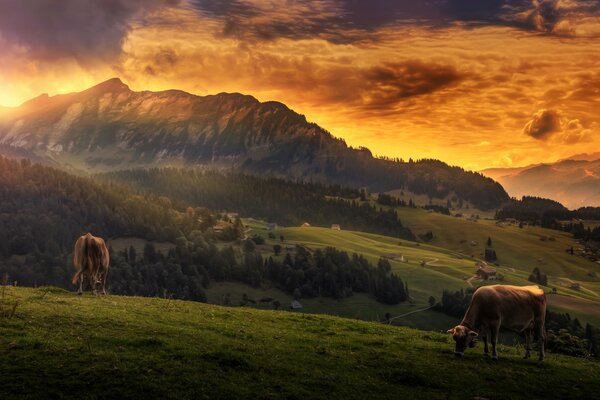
[{"x1": 0, "y1": 286, "x2": 599, "y2": 400}]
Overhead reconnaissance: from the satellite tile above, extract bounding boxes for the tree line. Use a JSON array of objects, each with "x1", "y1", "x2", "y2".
[
  {"x1": 497, "y1": 196, "x2": 600, "y2": 228},
  {"x1": 99, "y1": 169, "x2": 416, "y2": 240},
  {"x1": 264, "y1": 247, "x2": 409, "y2": 304},
  {"x1": 110, "y1": 239, "x2": 409, "y2": 305}
]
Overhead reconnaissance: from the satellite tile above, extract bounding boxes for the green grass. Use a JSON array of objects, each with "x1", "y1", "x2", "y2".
[
  {"x1": 0, "y1": 286, "x2": 599, "y2": 400},
  {"x1": 204, "y1": 281, "x2": 459, "y2": 331},
  {"x1": 393, "y1": 207, "x2": 599, "y2": 282}
]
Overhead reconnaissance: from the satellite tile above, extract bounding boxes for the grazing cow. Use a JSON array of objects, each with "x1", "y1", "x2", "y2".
[
  {"x1": 447, "y1": 285, "x2": 546, "y2": 360},
  {"x1": 72, "y1": 233, "x2": 110, "y2": 295}
]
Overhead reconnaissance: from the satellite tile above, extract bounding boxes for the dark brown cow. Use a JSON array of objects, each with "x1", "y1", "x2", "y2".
[
  {"x1": 72, "y1": 233, "x2": 110, "y2": 295},
  {"x1": 447, "y1": 285, "x2": 546, "y2": 360}
]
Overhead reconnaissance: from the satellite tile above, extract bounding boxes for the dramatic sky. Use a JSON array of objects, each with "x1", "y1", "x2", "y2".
[{"x1": 1, "y1": 0, "x2": 599, "y2": 170}]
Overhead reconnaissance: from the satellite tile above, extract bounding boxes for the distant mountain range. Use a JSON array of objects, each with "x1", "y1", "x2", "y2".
[
  {"x1": 0, "y1": 78, "x2": 507, "y2": 209},
  {"x1": 482, "y1": 158, "x2": 600, "y2": 209}
]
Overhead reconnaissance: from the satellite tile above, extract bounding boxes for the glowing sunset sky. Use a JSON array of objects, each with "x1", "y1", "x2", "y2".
[{"x1": 1, "y1": 0, "x2": 599, "y2": 170}]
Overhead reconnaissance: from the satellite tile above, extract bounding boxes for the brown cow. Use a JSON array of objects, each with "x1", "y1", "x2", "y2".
[
  {"x1": 447, "y1": 285, "x2": 546, "y2": 360},
  {"x1": 72, "y1": 233, "x2": 110, "y2": 295}
]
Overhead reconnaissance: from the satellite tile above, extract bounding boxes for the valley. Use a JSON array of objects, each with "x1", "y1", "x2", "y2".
[
  {"x1": 1, "y1": 155, "x2": 599, "y2": 344},
  {"x1": 95, "y1": 201, "x2": 600, "y2": 330},
  {"x1": 243, "y1": 219, "x2": 600, "y2": 326}
]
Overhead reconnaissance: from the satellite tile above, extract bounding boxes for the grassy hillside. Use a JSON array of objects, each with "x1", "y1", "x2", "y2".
[
  {"x1": 101, "y1": 217, "x2": 600, "y2": 329},
  {"x1": 204, "y1": 281, "x2": 459, "y2": 331},
  {"x1": 394, "y1": 207, "x2": 597, "y2": 281},
  {"x1": 0, "y1": 286, "x2": 598, "y2": 400},
  {"x1": 244, "y1": 220, "x2": 600, "y2": 327}
]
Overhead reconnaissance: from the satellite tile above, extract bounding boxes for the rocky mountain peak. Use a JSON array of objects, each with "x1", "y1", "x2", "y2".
[{"x1": 84, "y1": 78, "x2": 130, "y2": 94}]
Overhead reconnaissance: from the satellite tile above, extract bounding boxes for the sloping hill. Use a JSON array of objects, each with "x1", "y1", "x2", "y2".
[
  {"x1": 248, "y1": 223, "x2": 600, "y2": 325},
  {"x1": 0, "y1": 286, "x2": 598, "y2": 400},
  {"x1": 0, "y1": 78, "x2": 508, "y2": 209}
]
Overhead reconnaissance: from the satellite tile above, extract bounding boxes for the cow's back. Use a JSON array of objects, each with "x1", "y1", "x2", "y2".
[
  {"x1": 73, "y1": 233, "x2": 109, "y2": 270},
  {"x1": 468, "y1": 285, "x2": 546, "y2": 331},
  {"x1": 94, "y1": 236, "x2": 109, "y2": 269}
]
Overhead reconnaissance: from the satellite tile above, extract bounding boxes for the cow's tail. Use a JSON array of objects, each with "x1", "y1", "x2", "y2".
[
  {"x1": 71, "y1": 269, "x2": 83, "y2": 285},
  {"x1": 72, "y1": 234, "x2": 92, "y2": 284}
]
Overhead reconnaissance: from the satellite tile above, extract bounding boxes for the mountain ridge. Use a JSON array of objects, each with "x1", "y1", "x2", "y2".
[
  {"x1": 482, "y1": 158, "x2": 600, "y2": 209},
  {"x1": 0, "y1": 78, "x2": 508, "y2": 209}
]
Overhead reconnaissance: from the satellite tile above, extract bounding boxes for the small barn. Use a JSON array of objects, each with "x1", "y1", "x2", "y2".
[
  {"x1": 476, "y1": 265, "x2": 497, "y2": 280},
  {"x1": 331, "y1": 224, "x2": 341, "y2": 230},
  {"x1": 290, "y1": 300, "x2": 303, "y2": 309},
  {"x1": 384, "y1": 253, "x2": 405, "y2": 262}
]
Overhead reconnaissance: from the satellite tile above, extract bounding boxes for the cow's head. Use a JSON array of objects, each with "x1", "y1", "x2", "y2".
[{"x1": 447, "y1": 325, "x2": 478, "y2": 356}]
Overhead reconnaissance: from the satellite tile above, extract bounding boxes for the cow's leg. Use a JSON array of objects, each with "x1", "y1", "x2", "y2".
[
  {"x1": 490, "y1": 324, "x2": 499, "y2": 360},
  {"x1": 90, "y1": 273, "x2": 98, "y2": 296},
  {"x1": 101, "y1": 269, "x2": 108, "y2": 295},
  {"x1": 536, "y1": 321, "x2": 545, "y2": 361},
  {"x1": 524, "y1": 329, "x2": 532, "y2": 359},
  {"x1": 482, "y1": 329, "x2": 490, "y2": 357},
  {"x1": 77, "y1": 274, "x2": 84, "y2": 295}
]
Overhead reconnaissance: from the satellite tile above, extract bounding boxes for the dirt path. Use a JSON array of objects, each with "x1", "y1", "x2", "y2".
[
  {"x1": 422, "y1": 258, "x2": 442, "y2": 267},
  {"x1": 465, "y1": 276, "x2": 476, "y2": 288},
  {"x1": 387, "y1": 306, "x2": 435, "y2": 324}
]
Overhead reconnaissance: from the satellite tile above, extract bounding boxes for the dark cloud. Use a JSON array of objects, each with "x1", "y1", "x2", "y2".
[
  {"x1": 359, "y1": 61, "x2": 464, "y2": 109},
  {"x1": 272, "y1": 57, "x2": 465, "y2": 114},
  {"x1": 523, "y1": 109, "x2": 562, "y2": 139},
  {"x1": 189, "y1": 0, "x2": 355, "y2": 43},
  {"x1": 2, "y1": 0, "x2": 597, "y2": 66},
  {"x1": 188, "y1": 0, "x2": 451, "y2": 43},
  {"x1": 188, "y1": 0, "x2": 259, "y2": 19},
  {"x1": 524, "y1": 0, "x2": 561, "y2": 32},
  {"x1": 188, "y1": 0, "x2": 600, "y2": 43},
  {"x1": 0, "y1": 0, "x2": 179, "y2": 62}
]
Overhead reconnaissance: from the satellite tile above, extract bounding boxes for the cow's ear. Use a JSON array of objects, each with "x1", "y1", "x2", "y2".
[
  {"x1": 446, "y1": 328, "x2": 455, "y2": 334},
  {"x1": 468, "y1": 331, "x2": 478, "y2": 337}
]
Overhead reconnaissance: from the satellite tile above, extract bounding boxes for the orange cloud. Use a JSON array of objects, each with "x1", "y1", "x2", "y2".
[{"x1": 1, "y1": 1, "x2": 600, "y2": 171}]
